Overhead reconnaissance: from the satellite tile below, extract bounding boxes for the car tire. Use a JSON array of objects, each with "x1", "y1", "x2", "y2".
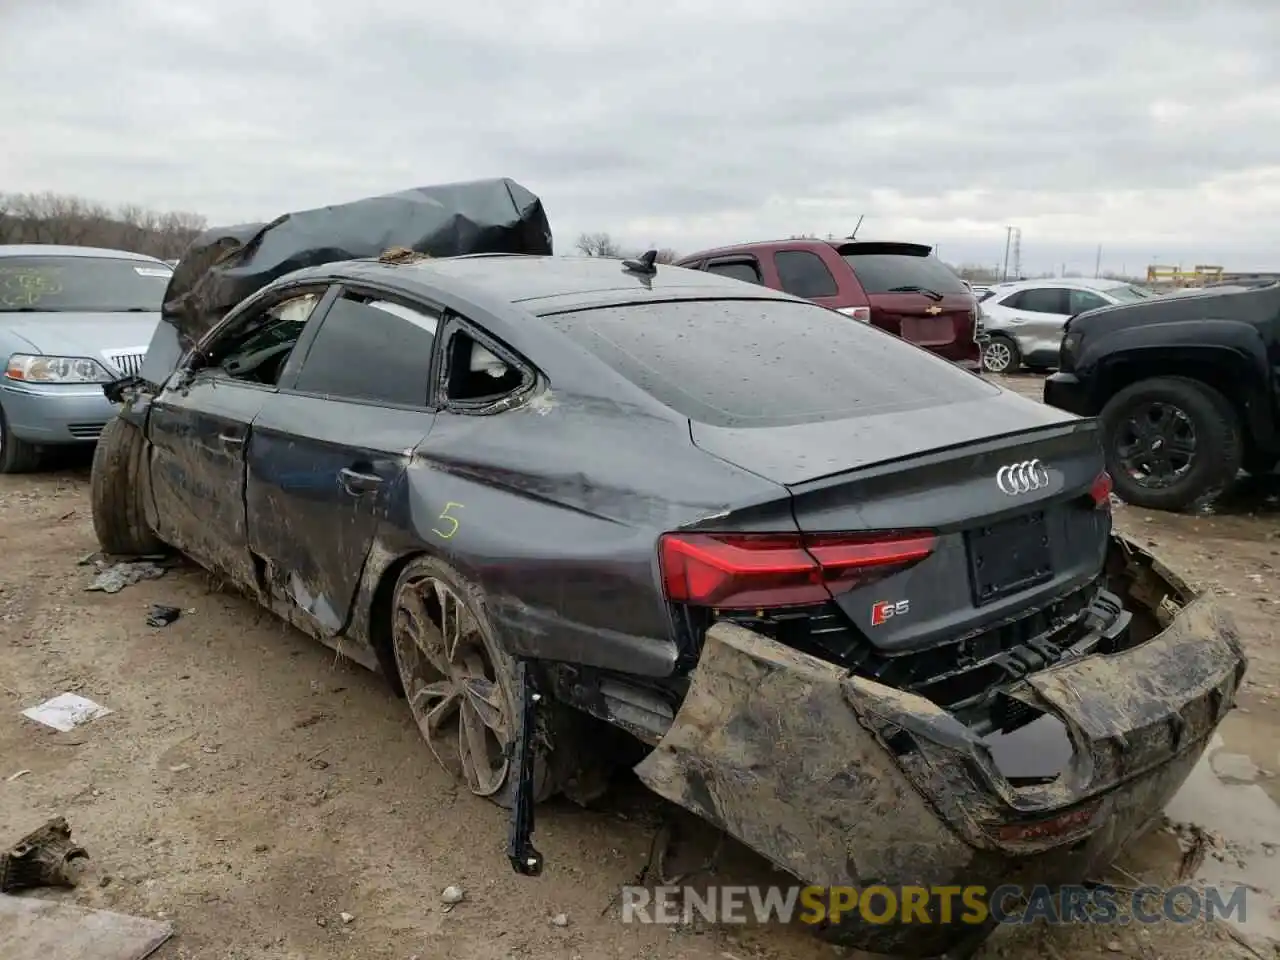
[
  {"x1": 1100, "y1": 377, "x2": 1242, "y2": 511},
  {"x1": 389, "y1": 555, "x2": 569, "y2": 810},
  {"x1": 0, "y1": 404, "x2": 44, "y2": 474},
  {"x1": 91, "y1": 416, "x2": 166, "y2": 555},
  {"x1": 981, "y1": 334, "x2": 1021, "y2": 374}
]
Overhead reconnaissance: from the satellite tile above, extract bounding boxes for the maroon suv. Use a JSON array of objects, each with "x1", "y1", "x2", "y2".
[{"x1": 676, "y1": 239, "x2": 981, "y2": 368}]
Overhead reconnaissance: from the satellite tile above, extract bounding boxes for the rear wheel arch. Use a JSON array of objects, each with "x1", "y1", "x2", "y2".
[
  {"x1": 1093, "y1": 354, "x2": 1252, "y2": 438},
  {"x1": 366, "y1": 548, "x2": 429, "y2": 696}
]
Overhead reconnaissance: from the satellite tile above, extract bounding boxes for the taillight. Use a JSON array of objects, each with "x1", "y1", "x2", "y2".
[
  {"x1": 1089, "y1": 471, "x2": 1113, "y2": 509},
  {"x1": 658, "y1": 531, "x2": 937, "y2": 609},
  {"x1": 836, "y1": 306, "x2": 872, "y2": 322}
]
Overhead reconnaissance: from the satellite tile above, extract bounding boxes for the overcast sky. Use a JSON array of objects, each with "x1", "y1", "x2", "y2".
[{"x1": 3, "y1": 0, "x2": 1278, "y2": 274}]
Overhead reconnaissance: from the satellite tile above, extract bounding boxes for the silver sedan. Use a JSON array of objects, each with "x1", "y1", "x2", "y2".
[{"x1": 0, "y1": 245, "x2": 170, "y2": 472}]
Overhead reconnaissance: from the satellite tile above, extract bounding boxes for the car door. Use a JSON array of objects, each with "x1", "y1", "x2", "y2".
[
  {"x1": 147, "y1": 284, "x2": 333, "y2": 586},
  {"x1": 1000, "y1": 287, "x2": 1071, "y2": 364},
  {"x1": 244, "y1": 287, "x2": 441, "y2": 633}
]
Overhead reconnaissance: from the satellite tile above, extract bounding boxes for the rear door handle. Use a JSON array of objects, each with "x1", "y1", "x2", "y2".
[{"x1": 339, "y1": 467, "x2": 384, "y2": 496}]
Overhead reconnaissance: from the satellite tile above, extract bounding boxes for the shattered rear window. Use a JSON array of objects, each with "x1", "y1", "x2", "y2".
[{"x1": 541, "y1": 298, "x2": 996, "y2": 428}]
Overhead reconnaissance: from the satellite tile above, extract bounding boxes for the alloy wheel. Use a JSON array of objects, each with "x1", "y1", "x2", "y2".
[
  {"x1": 1116, "y1": 401, "x2": 1197, "y2": 489},
  {"x1": 392, "y1": 573, "x2": 512, "y2": 796},
  {"x1": 982, "y1": 339, "x2": 1014, "y2": 373}
]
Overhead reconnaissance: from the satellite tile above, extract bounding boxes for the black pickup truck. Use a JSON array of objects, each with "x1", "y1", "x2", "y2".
[{"x1": 1044, "y1": 281, "x2": 1280, "y2": 511}]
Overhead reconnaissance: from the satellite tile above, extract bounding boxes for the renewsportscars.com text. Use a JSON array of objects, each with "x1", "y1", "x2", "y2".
[{"x1": 620, "y1": 883, "x2": 1249, "y2": 926}]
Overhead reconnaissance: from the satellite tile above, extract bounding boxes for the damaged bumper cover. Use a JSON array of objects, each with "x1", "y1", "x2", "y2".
[{"x1": 634, "y1": 532, "x2": 1247, "y2": 958}]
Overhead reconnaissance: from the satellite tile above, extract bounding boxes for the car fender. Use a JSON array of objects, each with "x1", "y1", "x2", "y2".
[{"x1": 1077, "y1": 319, "x2": 1273, "y2": 438}]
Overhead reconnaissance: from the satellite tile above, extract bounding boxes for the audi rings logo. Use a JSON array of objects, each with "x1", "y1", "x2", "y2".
[{"x1": 996, "y1": 459, "x2": 1051, "y2": 496}]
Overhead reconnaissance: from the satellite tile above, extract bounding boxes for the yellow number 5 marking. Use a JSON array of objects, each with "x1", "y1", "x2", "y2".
[{"x1": 432, "y1": 502, "x2": 464, "y2": 540}]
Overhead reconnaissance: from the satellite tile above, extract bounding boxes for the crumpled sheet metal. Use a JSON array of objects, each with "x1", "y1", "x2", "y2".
[{"x1": 633, "y1": 532, "x2": 1246, "y2": 957}]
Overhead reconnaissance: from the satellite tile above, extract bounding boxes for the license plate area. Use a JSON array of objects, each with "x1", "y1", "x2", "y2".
[
  {"x1": 901, "y1": 315, "x2": 956, "y2": 345},
  {"x1": 967, "y1": 510, "x2": 1053, "y2": 606}
]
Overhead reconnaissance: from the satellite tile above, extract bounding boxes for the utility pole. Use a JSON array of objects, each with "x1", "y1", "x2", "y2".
[
  {"x1": 1094, "y1": 244, "x2": 1102, "y2": 278},
  {"x1": 1001, "y1": 227, "x2": 1012, "y2": 281}
]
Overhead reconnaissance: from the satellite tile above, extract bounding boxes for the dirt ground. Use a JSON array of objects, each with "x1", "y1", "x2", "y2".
[{"x1": 2, "y1": 374, "x2": 1278, "y2": 960}]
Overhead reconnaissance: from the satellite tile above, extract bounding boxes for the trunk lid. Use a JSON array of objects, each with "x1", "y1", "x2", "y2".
[
  {"x1": 689, "y1": 392, "x2": 1109, "y2": 654},
  {"x1": 835, "y1": 241, "x2": 980, "y2": 363}
]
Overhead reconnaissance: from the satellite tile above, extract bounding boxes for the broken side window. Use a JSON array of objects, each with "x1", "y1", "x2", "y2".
[
  {"x1": 443, "y1": 328, "x2": 528, "y2": 407},
  {"x1": 202, "y1": 291, "x2": 324, "y2": 386}
]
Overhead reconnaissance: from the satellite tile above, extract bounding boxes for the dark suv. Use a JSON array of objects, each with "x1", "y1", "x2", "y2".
[{"x1": 676, "y1": 239, "x2": 981, "y2": 368}]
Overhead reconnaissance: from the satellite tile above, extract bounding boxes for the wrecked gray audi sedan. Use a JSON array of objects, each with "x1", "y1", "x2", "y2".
[{"x1": 89, "y1": 182, "x2": 1246, "y2": 959}]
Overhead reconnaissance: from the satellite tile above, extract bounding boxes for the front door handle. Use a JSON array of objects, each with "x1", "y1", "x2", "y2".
[
  {"x1": 339, "y1": 467, "x2": 384, "y2": 496},
  {"x1": 218, "y1": 432, "x2": 246, "y2": 448}
]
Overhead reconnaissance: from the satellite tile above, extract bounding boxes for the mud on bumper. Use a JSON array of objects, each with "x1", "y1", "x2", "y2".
[{"x1": 633, "y1": 532, "x2": 1247, "y2": 958}]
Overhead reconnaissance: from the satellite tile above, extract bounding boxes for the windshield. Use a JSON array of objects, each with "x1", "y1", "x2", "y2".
[
  {"x1": 1106, "y1": 285, "x2": 1152, "y2": 304},
  {"x1": 0, "y1": 255, "x2": 171, "y2": 313},
  {"x1": 840, "y1": 251, "x2": 970, "y2": 296},
  {"x1": 542, "y1": 298, "x2": 996, "y2": 429}
]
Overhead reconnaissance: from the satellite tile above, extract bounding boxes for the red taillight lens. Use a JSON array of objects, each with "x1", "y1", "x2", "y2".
[
  {"x1": 659, "y1": 531, "x2": 937, "y2": 609},
  {"x1": 1089, "y1": 471, "x2": 1113, "y2": 510}
]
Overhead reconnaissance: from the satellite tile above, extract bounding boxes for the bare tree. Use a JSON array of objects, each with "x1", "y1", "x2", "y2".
[
  {"x1": 575, "y1": 232, "x2": 624, "y2": 258},
  {"x1": 0, "y1": 191, "x2": 207, "y2": 259},
  {"x1": 653, "y1": 248, "x2": 679, "y2": 264}
]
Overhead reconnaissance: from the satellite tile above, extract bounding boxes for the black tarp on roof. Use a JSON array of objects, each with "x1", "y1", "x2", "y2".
[{"x1": 161, "y1": 177, "x2": 552, "y2": 349}]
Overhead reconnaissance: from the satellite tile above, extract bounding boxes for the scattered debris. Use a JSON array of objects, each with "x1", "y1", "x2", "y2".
[
  {"x1": 6, "y1": 770, "x2": 31, "y2": 782},
  {"x1": 340, "y1": 911, "x2": 355, "y2": 924},
  {"x1": 0, "y1": 817, "x2": 89, "y2": 892},
  {"x1": 441, "y1": 885, "x2": 464, "y2": 905},
  {"x1": 168, "y1": 764, "x2": 191, "y2": 773},
  {"x1": 145, "y1": 604, "x2": 182, "y2": 627},
  {"x1": 86, "y1": 560, "x2": 166, "y2": 594},
  {"x1": 21, "y1": 692, "x2": 113, "y2": 732},
  {"x1": 551, "y1": 912, "x2": 569, "y2": 927},
  {"x1": 309, "y1": 758, "x2": 330, "y2": 770},
  {"x1": 378, "y1": 245, "x2": 431, "y2": 264}
]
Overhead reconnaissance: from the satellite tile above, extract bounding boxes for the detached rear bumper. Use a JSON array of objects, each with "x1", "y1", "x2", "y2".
[{"x1": 634, "y1": 533, "x2": 1246, "y2": 959}]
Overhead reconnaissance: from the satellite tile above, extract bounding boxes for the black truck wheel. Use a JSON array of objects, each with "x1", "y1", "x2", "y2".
[
  {"x1": 91, "y1": 416, "x2": 165, "y2": 555},
  {"x1": 1099, "y1": 377, "x2": 1242, "y2": 511}
]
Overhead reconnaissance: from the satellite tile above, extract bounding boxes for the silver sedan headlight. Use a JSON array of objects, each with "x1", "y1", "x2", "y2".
[{"x1": 4, "y1": 354, "x2": 114, "y2": 383}]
